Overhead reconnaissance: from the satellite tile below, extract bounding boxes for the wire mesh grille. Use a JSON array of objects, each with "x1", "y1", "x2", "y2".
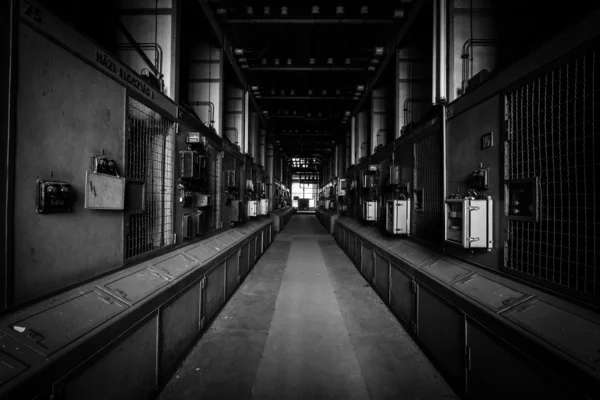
[
  {"x1": 413, "y1": 132, "x2": 443, "y2": 243},
  {"x1": 126, "y1": 97, "x2": 175, "y2": 259},
  {"x1": 205, "y1": 144, "x2": 218, "y2": 230},
  {"x1": 504, "y1": 48, "x2": 599, "y2": 299}
]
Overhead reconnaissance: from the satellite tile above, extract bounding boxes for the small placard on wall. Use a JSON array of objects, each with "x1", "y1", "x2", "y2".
[
  {"x1": 84, "y1": 171, "x2": 125, "y2": 210},
  {"x1": 481, "y1": 132, "x2": 494, "y2": 149}
]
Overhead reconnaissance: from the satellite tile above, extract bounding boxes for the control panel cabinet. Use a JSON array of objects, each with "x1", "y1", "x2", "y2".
[
  {"x1": 386, "y1": 200, "x2": 410, "y2": 235},
  {"x1": 362, "y1": 201, "x2": 378, "y2": 222},
  {"x1": 258, "y1": 199, "x2": 268, "y2": 215},
  {"x1": 247, "y1": 200, "x2": 258, "y2": 218},
  {"x1": 179, "y1": 151, "x2": 203, "y2": 180},
  {"x1": 445, "y1": 197, "x2": 493, "y2": 249}
]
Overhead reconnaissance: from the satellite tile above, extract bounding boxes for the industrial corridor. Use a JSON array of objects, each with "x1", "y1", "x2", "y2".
[{"x1": 160, "y1": 215, "x2": 457, "y2": 400}]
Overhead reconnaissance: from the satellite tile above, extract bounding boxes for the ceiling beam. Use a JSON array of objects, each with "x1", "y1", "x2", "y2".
[
  {"x1": 352, "y1": 0, "x2": 426, "y2": 115},
  {"x1": 259, "y1": 96, "x2": 353, "y2": 100},
  {"x1": 194, "y1": 0, "x2": 267, "y2": 128},
  {"x1": 224, "y1": 18, "x2": 395, "y2": 25},
  {"x1": 270, "y1": 115, "x2": 342, "y2": 120},
  {"x1": 247, "y1": 66, "x2": 365, "y2": 72}
]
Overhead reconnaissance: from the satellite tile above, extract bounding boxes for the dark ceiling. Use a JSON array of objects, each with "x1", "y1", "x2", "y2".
[{"x1": 208, "y1": 1, "x2": 415, "y2": 160}]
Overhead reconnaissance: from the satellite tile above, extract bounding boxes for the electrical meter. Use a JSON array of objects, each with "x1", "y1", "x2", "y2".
[
  {"x1": 445, "y1": 197, "x2": 493, "y2": 250},
  {"x1": 362, "y1": 201, "x2": 378, "y2": 221},
  {"x1": 386, "y1": 200, "x2": 410, "y2": 235},
  {"x1": 259, "y1": 199, "x2": 268, "y2": 215},
  {"x1": 247, "y1": 200, "x2": 258, "y2": 218},
  {"x1": 180, "y1": 151, "x2": 202, "y2": 180},
  {"x1": 195, "y1": 193, "x2": 211, "y2": 208}
]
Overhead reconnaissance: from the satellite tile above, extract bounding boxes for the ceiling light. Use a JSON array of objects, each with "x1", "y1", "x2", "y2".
[
  {"x1": 274, "y1": 58, "x2": 280, "y2": 65},
  {"x1": 345, "y1": 110, "x2": 351, "y2": 116},
  {"x1": 246, "y1": 6, "x2": 254, "y2": 15},
  {"x1": 287, "y1": 58, "x2": 292, "y2": 65},
  {"x1": 290, "y1": 89, "x2": 295, "y2": 95},
  {"x1": 393, "y1": 9, "x2": 405, "y2": 18},
  {"x1": 241, "y1": 64, "x2": 248, "y2": 69},
  {"x1": 234, "y1": 48, "x2": 244, "y2": 56},
  {"x1": 308, "y1": 89, "x2": 313, "y2": 95},
  {"x1": 309, "y1": 57, "x2": 316, "y2": 65},
  {"x1": 251, "y1": 86, "x2": 259, "y2": 91},
  {"x1": 345, "y1": 58, "x2": 351, "y2": 65},
  {"x1": 312, "y1": 6, "x2": 320, "y2": 15},
  {"x1": 307, "y1": 112, "x2": 312, "y2": 117},
  {"x1": 374, "y1": 47, "x2": 384, "y2": 57},
  {"x1": 322, "y1": 89, "x2": 327, "y2": 95},
  {"x1": 336, "y1": 89, "x2": 340, "y2": 95},
  {"x1": 368, "y1": 65, "x2": 376, "y2": 71},
  {"x1": 216, "y1": 8, "x2": 227, "y2": 15},
  {"x1": 353, "y1": 95, "x2": 359, "y2": 100},
  {"x1": 327, "y1": 58, "x2": 333, "y2": 65},
  {"x1": 238, "y1": 57, "x2": 247, "y2": 63},
  {"x1": 281, "y1": 6, "x2": 288, "y2": 15},
  {"x1": 281, "y1": 89, "x2": 285, "y2": 95},
  {"x1": 262, "y1": 58, "x2": 267, "y2": 65},
  {"x1": 360, "y1": 6, "x2": 368, "y2": 15},
  {"x1": 271, "y1": 89, "x2": 275, "y2": 95},
  {"x1": 256, "y1": 94, "x2": 262, "y2": 98},
  {"x1": 371, "y1": 58, "x2": 380, "y2": 64},
  {"x1": 336, "y1": 6, "x2": 345, "y2": 15},
  {"x1": 264, "y1": 6, "x2": 271, "y2": 15},
  {"x1": 357, "y1": 84, "x2": 365, "y2": 91}
]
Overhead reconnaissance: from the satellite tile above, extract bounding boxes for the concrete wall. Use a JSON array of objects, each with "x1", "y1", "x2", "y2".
[
  {"x1": 13, "y1": 25, "x2": 126, "y2": 303},
  {"x1": 188, "y1": 41, "x2": 223, "y2": 135}
]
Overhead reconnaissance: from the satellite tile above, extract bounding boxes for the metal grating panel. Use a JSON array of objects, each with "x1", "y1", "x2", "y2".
[
  {"x1": 126, "y1": 97, "x2": 175, "y2": 259},
  {"x1": 504, "y1": 47, "x2": 600, "y2": 301},
  {"x1": 413, "y1": 132, "x2": 443, "y2": 243}
]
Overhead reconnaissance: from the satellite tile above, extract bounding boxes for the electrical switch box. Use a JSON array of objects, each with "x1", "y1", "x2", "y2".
[
  {"x1": 230, "y1": 200, "x2": 241, "y2": 222},
  {"x1": 179, "y1": 151, "x2": 202, "y2": 180},
  {"x1": 179, "y1": 189, "x2": 193, "y2": 207},
  {"x1": 363, "y1": 174, "x2": 377, "y2": 188},
  {"x1": 388, "y1": 165, "x2": 401, "y2": 185},
  {"x1": 362, "y1": 201, "x2": 378, "y2": 221},
  {"x1": 186, "y1": 132, "x2": 202, "y2": 144},
  {"x1": 259, "y1": 199, "x2": 268, "y2": 215},
  {"x1": 445, "y1": 197, "x2": 493, "y2": 249},
  {"x1": 195, "y1": 193, "x2": 211, "y2": 208},
  {"x1": 37, "y1": 180, "x2": 75, "y2": 213},
  {"x1": 84, "y1": 171, "x2": 126, "y2": 210},
  {"x1": 338, "y1": 179, "x2": 347, "y2": 196},
  {"x1": 247, "y1": 200, "x2": 257, "y2": 218},
  {"x1": 506, "y1": 178, "x2": 537, "y2": 221},
  {"x1": 386, "y1": 200, "x2": 410, "y2": 235},
  {"x1": 246, "y1": 179, "x2": 254, "y2": 192}
]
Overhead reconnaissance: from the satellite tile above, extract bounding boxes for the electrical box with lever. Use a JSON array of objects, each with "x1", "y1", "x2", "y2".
[{"x1": 37, "y1": 180, "x2": 74, "y2": 213}]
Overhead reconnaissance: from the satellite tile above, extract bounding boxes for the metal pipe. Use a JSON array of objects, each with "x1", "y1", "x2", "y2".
[
  {"x1": 461, "y1": 39, "x2": 497, "y2": 91},
  {"x1": 223, "y1": 127, "x2": 239, "y2": 145},
  {"x1": 190, "y1": 101, "x2": 215, "y2": 126},
  {"x1": 402, "y1": 98, "x2": 430, "y2": 126},
  {"x1": 117, "y1": 43, "x2": 163, "y2": 74},
  {"x1": 376, "y1": 129, "x2": 388, "y2": 146}
]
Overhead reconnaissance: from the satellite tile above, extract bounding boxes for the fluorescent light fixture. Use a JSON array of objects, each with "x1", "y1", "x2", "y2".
[
  {"x1": 281, "y1": 6, "x2": 288, "y2": 15},
  {"x1": 360, "y1": 5, "x2": 368, "y2": 14},
  {"x1": 234, "y1": 48, "x2": 244, "y2": 56},
  {"x1": 264, "y1": 6, "x2": 271, "y2": 15},
  {"x1": 374, "y1": 47, "x2": 384, "y2": 56},
  {"x1": 336, "y1": 6, "x2": 345, "y2": 15},
  {"x1": 393, "y1": 9, "x2": 405, "y2": 18},
  {"x1": 357, "y1": 84, "x2": 365, "y2": 91}
]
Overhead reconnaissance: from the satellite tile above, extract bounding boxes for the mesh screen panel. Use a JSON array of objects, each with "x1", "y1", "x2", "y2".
[
  {"x1": 504, "y1": 48, "x2": 599, "y2": 299},
  {"x1": 126, "y1": 97, "x2": 175, "y2": 259}
]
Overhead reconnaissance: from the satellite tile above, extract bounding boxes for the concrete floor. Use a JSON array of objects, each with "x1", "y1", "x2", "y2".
[{"x1": 159, "y1": 215, "x2": 458, "y2": 400}]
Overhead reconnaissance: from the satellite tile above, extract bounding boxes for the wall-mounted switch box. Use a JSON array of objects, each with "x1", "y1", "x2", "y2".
[
  {"x1": 386, "y1": 200, "x2": 410, "y2": 235},
  {"x1": 182, "y1": 213, "x2": 192, "y2": 240},
  {"x1": 362, "y1": 201, "x2": 378, "y2": 221},
  {"x1": 179, "y1": 189, "x2": 193, "y2": 207},
  {"x1": 259, "y1": 199, "x2": 268, "y2": 215},
  {"x1": 195, "y1": 193, "x2": 211, "y2": 208},
  {"x1": 247, "y1": 200, "x2": 257, "y2": 218},
  {"x1": 179, "y1": 151, "x2": 203, "y2": 180},
  {"x1": 84, "y1": 171, "x2": 125, "y2": 210},
  {"x1": 37, "y1": 180, "x2": 74, "y2": 213},
  {"x1": 445, "y1": 197, "x2": 493, "y2": 250}
]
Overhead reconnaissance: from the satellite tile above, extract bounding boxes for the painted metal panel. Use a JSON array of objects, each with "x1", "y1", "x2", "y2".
[
  {"x1": 453, "y1": 274, "x2": 528, "y2": 313},
  {"x1": 354, "y1": 238, "x2": 362, "y2": 268},
  {"x1": 249, "y1": 237, "x2": 256, "y2": 267},
  {"x1": 504, "y1": 299, "x2": 600, "y2": 372},
  {"x1": 217, "y1": 234, "x2": 236, "y2": 247},
  {"x1": 205, "y1": 263, "x2": 226, "y2": 322},
  {"x1": 361, "y1": 245, "x2": 374, "y2": 283},
  {"x1": 58, "y1": 314, "x2": 158, "y2": 400},
  {"x1": 203, "y1": 238, "x2": 227, "y2": 253},
  {"x1": 185, "y1": 243, "x2": 217, "y2": 263},
  {"x1": 390, "y1": 266, "x2": 413, "y2": 325},
  {"x1": 225, "y1": 255, "x2": 239, "y2": 298},
  {"x1": 0, "y1": 350, "x2": 28, "y2": 384},
  {"x1": 103, "y1": 267, "x2": 170, "y2": 305},
  {"x1": 4, "y1": 290, "x2": 127, "y2": 356},
  {"x1": 418, "y1": 287, "x2": 464, "y2": 389},
  {"x1": 422, "y1": 258, "x2": 473, "y2": 284},
  {"x1": 150, "y1": 253, "x2": 199, "y2": 279},
  {"x1": 388, "y1": 241, "x2": 439, "y2": 267},
  {"x1": 348, "y1": 231, "x2": 355, "y2": 259},
  {"x1": 83, "y1": 171, "x2": 126, "y2": 210},
  {"x1": 374, "y1": 253, "x2": 390, "y2": 302},
  {"x1": 240, "y1": 243, "x2": 250, "y2": 277},
  {"x1": 159, "y1": 283, "x2": 201, "y2": 385},
  {"x1": 466, "y1": 320, "x2": 578, "y2": 399},
  {"x1": 228, "y1": 229, "x2": 245, "y2": 239}
]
